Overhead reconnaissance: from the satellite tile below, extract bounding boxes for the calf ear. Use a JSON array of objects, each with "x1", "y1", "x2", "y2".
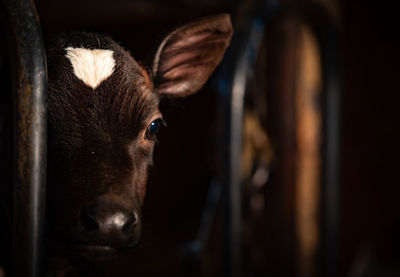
[{"x1": 152, "y1": 14, "x2": 233, "y2": 97}]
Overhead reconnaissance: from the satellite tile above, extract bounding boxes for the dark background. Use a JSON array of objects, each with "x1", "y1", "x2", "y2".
[{"x1": 340, "y1": 1, "x2": 400, "y2": 275}]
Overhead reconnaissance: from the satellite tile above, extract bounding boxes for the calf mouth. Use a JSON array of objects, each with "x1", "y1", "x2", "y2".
[
  {"x1": 47, "y1": 237, "x2": 141, "y2": 262},
  {"x1": 68, "y1": 243, "x2": 120, "y2": 262},
  {"x1": 66, "y1": 241, "x2": 141, "y2": 263}
]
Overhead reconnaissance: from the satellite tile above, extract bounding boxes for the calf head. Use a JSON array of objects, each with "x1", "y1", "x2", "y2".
[{"x1": 46, "y1": 14, "x2": 232, "y2": 260}]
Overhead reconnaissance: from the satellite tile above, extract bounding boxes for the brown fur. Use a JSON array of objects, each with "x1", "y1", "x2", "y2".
[{"x1": 45, "y1": 14, "x2": 232, "y2": 264}]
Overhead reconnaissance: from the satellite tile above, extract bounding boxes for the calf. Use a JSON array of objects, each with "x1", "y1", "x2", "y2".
[{"x1": 46, "y1": 14, "x2": 232, "y2": 262}]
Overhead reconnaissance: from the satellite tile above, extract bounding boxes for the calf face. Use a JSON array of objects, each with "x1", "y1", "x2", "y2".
[{"x1": 46, "y1": 14, "x2": 232, "y2": 260}]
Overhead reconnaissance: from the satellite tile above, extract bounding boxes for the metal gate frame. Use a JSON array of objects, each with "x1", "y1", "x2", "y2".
[
  {"x1": 213, "y1": 1, "x2": 341, "y2": 276},
  {"x1": 1, "y1": 0, "x2": 47, "y2": 276}
]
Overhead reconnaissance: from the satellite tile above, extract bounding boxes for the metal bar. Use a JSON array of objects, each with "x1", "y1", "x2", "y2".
[
  {"x1": 215, "y1": 2, "x2": 279, "y2": 276},
  {"x1": 320, "y1": 26, "x2": 341, "y2": 277},
  {"x1": 228, "y1": 18, "x2": 266, "y2": 277},
  {"x1": 294, "y1": 23, "x2": 323, "y2": 277},
  {"x1": 1, "y1": 0, "x2": 47, "y2": 276},
  {"x1": 303, "y1": 4, "x2": 342, "y2": 276},
  {"x1": 215, "y1": 27, "x2": 247, "y2": 277}
]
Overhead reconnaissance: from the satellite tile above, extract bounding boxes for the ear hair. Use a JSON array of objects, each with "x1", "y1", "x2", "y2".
[{"x1": 152, "y1": 14, "x2": 233, "y2": 97}]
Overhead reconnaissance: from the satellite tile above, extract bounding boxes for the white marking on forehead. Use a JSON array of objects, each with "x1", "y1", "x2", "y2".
[{"x1": 65, "y1": 47, "x2": 115, "y2": 89}]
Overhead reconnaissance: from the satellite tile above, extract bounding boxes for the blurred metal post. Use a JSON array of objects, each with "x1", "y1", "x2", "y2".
[
  {"x1": 216, "y1": 2, "x2": 278, "y2": 276},
  {"x1": 305, "y1": 4, "x2": 342, "y2": 276},
  {"x1": 228, "y1": 18, "x2": 266, "y2": 277},
  {"x1": 1, "y1": 0, "x2": 47, "y2": 276},
  {"x1": 320, "y1": 23, "x2": 341, "y2": 277}
]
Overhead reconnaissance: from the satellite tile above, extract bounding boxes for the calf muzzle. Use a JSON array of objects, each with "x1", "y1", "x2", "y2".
[{"x1": 76, "y1": 195, "x2": 141, "y2": 250}]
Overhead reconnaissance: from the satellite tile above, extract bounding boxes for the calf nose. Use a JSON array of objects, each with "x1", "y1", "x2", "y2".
[
  {"x1": 80, "y1": 208, "x2": 137, "y2": 233},
  {"x1": 79, "y1": 196, "x2": 141, "y2": 248}
]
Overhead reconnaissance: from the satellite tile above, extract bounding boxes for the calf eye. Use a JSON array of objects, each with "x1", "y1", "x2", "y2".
[{"x1": 146, "y1": 118, "x2": 165, "y2": 140}]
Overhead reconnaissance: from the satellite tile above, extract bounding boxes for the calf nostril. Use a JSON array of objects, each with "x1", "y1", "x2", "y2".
[
  {"x1": 81, "y1": 212, "x2": 99, "y2": 232},
  {"x1": 122, "y1": 213, "x2": 137, "y2": 233},
  {"x1": 77, "y1": 201, "x2": 141, "y2": 248}
]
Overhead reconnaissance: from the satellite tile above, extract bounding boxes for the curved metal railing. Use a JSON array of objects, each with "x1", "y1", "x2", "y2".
[{"x1": 1, "y1": 0, "x2": 47, "y2": 276}]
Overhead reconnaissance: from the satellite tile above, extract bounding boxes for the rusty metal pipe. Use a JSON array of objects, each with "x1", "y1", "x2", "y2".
[
  {"x1": 300, "y1": 4, "x2": 342, "y2": 275},
  {"x1": 1, "y1": 0, "x2": 47, "y2": 276}
]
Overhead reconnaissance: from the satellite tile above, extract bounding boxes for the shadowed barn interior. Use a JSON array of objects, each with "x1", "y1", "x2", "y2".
[{"x1": 0, "y1": 0, "x2": 399, "y2": 276}]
